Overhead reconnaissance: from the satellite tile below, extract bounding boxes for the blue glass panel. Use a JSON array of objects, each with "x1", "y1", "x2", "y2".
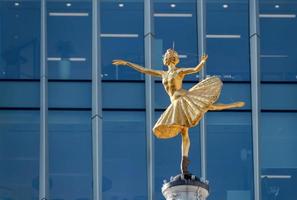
[
  {"x1": 206, "y1": 1, "x2": 250, "y2": 81},
  {"x1": 101, "y1": 1, "x2": 144, "y2": 80},
  {"x1": 0, "y1": 1, "x2": 40, "y2": 79},
  {"x1": 262, "y1": 84, "x2": 297, "y2": 110},
  {"x1": 103, "y1": 111, "x2": 147, "y2": 199},
  {"x1": 0, "y1": 81, "x2": 39, "y2": 107},
  {"x1": 261, "y1": 112, "x2": 297, "y2": 200},
  {"x1": 260, "y1": 2, "x2": 297, "y2": 82},
  {"x1": 49, "y1": 111, "x2": 92, "y2": 199},
  {"x1": 207, "y1": 112, "x2": 253, "y2": 200},
  {"x1": 154, "y1": 0, "x2": 198, "y2": 80},
  {"x1": 49, "y1": 82, "x2": 91, "y2": 108},
  {"x1": 154, "y1": 111, "x2": 201, "y2": 200},
  {"x1": 0, "y1": 111, "x2": 39, "y2": 199},
  {"x1": 155, "y1": 82, "x2": 250, "y2": 110},
  {"x1": 102, "y1": 82, "x2": 145, "y2": 109},
  {"x1": 47, "y1": 1, "x2": 92, "y2": 80}
]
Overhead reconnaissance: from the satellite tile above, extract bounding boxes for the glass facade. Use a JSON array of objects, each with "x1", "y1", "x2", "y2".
[
  {"x1": 0, "y1": 1, "x2": 296, "y2": 200},
  {"x1": 206, "y1": 0, "x2": 250, "y2": 81},
  {"x1": 260, "y1": 1, "x2": 297, "y2": 200}
]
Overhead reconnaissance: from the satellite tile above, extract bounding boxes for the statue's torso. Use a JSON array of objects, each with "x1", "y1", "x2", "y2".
[{"x1": 162, "y1": 69, "x2": 186, "y2": 101}]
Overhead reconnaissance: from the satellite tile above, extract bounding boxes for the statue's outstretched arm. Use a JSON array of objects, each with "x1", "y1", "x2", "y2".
[
  {"x1": 112, "y1": 59, "x2": 163, "y2": 77},
  {"x1": 179, "y1": 54, "x2": 208, "y2": 75}
]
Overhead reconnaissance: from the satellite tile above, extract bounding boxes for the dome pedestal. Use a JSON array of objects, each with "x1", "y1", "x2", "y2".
[{"x1": 162, "y1": 174, "x2": 209, "y2": 200}]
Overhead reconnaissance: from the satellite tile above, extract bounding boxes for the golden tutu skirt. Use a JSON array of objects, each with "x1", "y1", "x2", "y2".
[{"x1": 153, "y1": 76, "x2": 222, "y2": 139}]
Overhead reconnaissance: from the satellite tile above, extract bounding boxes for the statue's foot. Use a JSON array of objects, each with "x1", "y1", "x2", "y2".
[
  {"x1": 209, "y1": 101, "x2": 245, "y2": 110},
  {"x1": 181, "y1": 156, "x2": 190, "y2": 174}
]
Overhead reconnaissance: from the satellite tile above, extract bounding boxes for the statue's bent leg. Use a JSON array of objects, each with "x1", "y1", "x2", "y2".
[
  {"x1": 181, "y1": 128, "x2": 190, "y2": 174},
  {"x1": 209, "y1": 101, "x2": 245, "y2": 111}
]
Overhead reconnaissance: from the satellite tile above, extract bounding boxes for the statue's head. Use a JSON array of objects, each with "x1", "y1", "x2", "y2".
[{"x1": 163, "y1": 49, "x2": 179, "y2": 66}]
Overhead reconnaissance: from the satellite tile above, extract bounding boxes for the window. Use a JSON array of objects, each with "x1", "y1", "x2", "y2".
[
  {"x1": 0, "y1": 81, "x2": 39, "y2": 108},
  {"x1": 0, "y1": 111, "x2": 39, "y2": 199},
  {"x1": 262, "y1": 83, "x2": 297, "y2": 110},
  {"x1": 207, "y1": 112, "x2": 253, "y2": 200},
  {"x1": 206, "y1": 0, "x2": 250, "y2": 81},
  {"x1": 261, "y1": 113, "x2": 297, "y2": 200},
  {"x1": 101, "y1": 1, "x2": 144, "y2": 80},
  {"x1": 102, "y1": 82, "x2": 145, "y2": 109},
  {"x1": 49, "y1": 111, "x2": 92, "y2": 199},
  {"x1": 48, "y1": 82, "x2": 91, "y2": 109},
  {"x1": 260, "y1": 2, "x2": 297, "y2": 82},
  {"x1": 0, "y1": 1, "x2": 40, "y2": 79},
  {"x1": 103, "y1": 111, "x2": 148, "y2": 199},
  {"x1": 47, "y1": 0, "x2": 92, "y2": 80}
]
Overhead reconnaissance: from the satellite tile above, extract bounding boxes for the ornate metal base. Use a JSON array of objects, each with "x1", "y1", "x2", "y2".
[{"x1": 162, "y1": 174, "x2": 209, "y2": 200}]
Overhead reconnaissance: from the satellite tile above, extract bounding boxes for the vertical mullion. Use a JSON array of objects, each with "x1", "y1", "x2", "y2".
[
  {"x1": 39, "y1": 0, "x2": 49, "y2": 199},
  {"x1": 249, "y1": 0, "x2": 261, "y2": 200},
  {"x1": 92, "y1": 0, "x2": 103, "y2": 200},
  {"x1": 144, "y1": 0, "x2": 154, "y2": 199},
  {"x1": 197, "y1": 0, "x2": 207, "y2": 179}
]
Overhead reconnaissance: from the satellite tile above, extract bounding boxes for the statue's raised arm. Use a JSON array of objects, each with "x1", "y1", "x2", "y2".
[
  {"x1": 179, "y1": 54, "x2": 208, "y2": 75},
  {"x1": 112, "y1": 59, "x2": 164, "y2": 77}
]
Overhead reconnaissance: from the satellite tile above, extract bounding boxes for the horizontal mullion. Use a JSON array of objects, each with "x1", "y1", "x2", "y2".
[
  {"x1": 0, "y1": 107, "x2": 40, "y2": 110},
  {"x1": 155, "y1": 108, "x2": 252, "y2": 112},
  {"x1": 261, "y1": 109, "x2": 297, "y2": 113},
  {"x1": 0, "y1": 79, "x2": 94, "y2": 83},
  {"x1": 103, "y1": 108, "x2": 145, "y2": 112},
  {"x1": 49, "y1": 107, "x2": 91, "y2": 111},
  {"x1": 261, "y1": 81, "x2": 297, "y2": 84},
  {"x1": 0, "y1": 107, "x2": 92, "y2": 111},
  {"x1": 102, "y1": 79, "x2": 145, "y2": 83},
  {"x1": 0, "y1": 79, "x2": 40, "y2": 82},
  {"x1": 155, "y1": 80, "x2": 251, "y2": 84},
  {"x1": 48, "y1": 79, "x2": 91, "y2": 82}
]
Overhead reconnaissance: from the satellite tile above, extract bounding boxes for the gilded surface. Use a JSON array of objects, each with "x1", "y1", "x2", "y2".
[{"x1": 113, "y1": 49, "x2": 244, "y2": 174}]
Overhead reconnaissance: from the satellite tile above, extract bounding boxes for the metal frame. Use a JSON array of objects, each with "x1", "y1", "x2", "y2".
[
  {"x1": 92, "y1": 0, "x2": 103, "y2": 199},
  {"x1": 249, "y1": 0, "x2": 261, "y2": 200},
  {"x1": 197, "y1": 0, "x2": 207, "y2": 179},
  {"x1": 39, "y1": 0, "x2": 49, "y2": 199},
  {"x1": 144, "y1": 1, "x2": 155, "y2": 200}
]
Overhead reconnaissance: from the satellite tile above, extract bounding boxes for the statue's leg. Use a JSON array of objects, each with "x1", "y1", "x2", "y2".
[
  {"x1": 209, "y1": 101, "x2": 245, "y2": 111},
  {"x1": 181, "y1": 127, "x2": 190, "y2": 174}
]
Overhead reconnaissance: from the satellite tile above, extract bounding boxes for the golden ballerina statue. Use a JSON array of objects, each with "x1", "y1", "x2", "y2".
[{"x1": 112, "y1": 49, "x2": 244, "y2": 174}]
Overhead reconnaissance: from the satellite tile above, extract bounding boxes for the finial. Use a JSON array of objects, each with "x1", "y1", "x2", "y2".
[{"x1": 172, "y1": 41, "x2": 175, "y2": 50}]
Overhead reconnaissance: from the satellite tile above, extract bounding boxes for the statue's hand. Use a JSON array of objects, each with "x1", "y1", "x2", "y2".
[
  {"x1": 112, "y1": 59, "x2": 129, "y2": 66},
  {"x1": 200, "y1": 54, "x2": 208, "y2": 63}
]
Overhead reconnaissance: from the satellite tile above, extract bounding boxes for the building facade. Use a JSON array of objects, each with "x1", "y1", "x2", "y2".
[{"x1": 0, "y1": 0, "x2": 296, "y2": 200}]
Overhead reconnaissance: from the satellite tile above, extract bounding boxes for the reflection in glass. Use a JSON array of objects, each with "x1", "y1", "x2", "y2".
[
  {"x1": 49, "y1": 111, "x2": 92, "y2": 199},
  {"x1": 47, "y1": 0, "x2": 92, "y2": 80},
  {"x1": 101, "y1": 1, "x2": 144, "y2": 80},
  {"x1": 206, "y1": 1, "x2": 250, "y2": 81},
  {"x1": 102, "y1": 82, "x2": 145, "y2": 109},
  {"x1": 0, "y1": 1, "x2": 40, "y2": 79},
  {"x1": 260, "y1": 2, "x2": 297, "y2": 81},
  {"x1": 207, "y1": 112, "x2": 253, "y2": 200},
  {"x1": 103, "y1": 111, "x2": 148, "y2": 199},
  {"x1": 262, "y1": 84, "x2": 297, "y2": 110},
  {"x1": 0, "y1": 81, "x2": 40, "y2": 108},
  {"x1": 261, "y1": 112, "x2": 297, "y2": 200},
  {"x1": 0, "y1": 111, "x2": 39, "y2": 200},
  {"x1": 48, "y1": 82, "x2": 91, "y2": 109}
]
